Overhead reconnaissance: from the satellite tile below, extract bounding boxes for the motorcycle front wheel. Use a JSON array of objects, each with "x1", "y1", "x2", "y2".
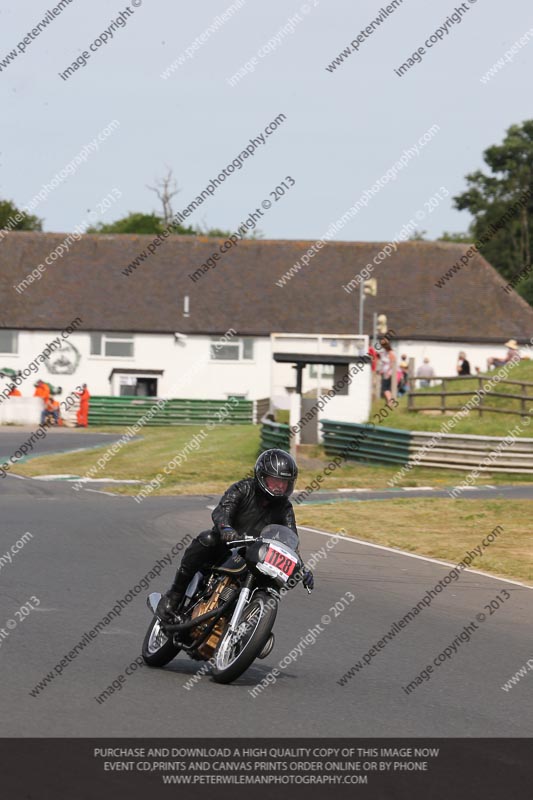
[
  {"x1": 142, "y1": 615, "x2": 181, "y2": 667},
  {"x1": 211, "y1": 591, "x2": 277, "y2": 684}
]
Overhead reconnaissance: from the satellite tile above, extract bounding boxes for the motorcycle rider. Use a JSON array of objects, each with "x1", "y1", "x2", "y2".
[{"x1": 157, "y1": 448, "x2": 314, "y2": 620}]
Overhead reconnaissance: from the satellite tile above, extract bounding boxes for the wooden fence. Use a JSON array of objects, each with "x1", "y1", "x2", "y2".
[{"x1": 407, "y1": 375, "x2": 533, "y2": 417}]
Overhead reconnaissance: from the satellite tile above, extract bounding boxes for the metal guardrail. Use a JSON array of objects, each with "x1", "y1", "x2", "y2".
[
  {"x1": 321, "y1": 420, "x2": 412, "y2": 465},
  {"x1": 253, "y1": 397, "x2": 271, "y2": 424},
  {"x1": 259, "y1": 417, "x2": 290, "y2": 453},
  {"x1": 321, "y1": 419, "x2": 533, "y2": 473},
  {"x1": 88, "y1": 396, "x2": 254, "y2": 426}
]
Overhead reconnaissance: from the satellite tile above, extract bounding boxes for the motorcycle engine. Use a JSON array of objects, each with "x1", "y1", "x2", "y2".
[{"x1": 189, "y1": 576, "x2": 237, "y2": 659}]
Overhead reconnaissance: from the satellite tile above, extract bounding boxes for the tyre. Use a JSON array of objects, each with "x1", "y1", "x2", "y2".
[
  {"x1": 142, "y1": 615, "x2": 181, "y2": 667},
  {"x1": 211, "y1": 591, "x2": 277, "y2": 684}
]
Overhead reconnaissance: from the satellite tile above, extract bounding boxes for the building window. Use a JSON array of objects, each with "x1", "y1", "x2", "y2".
[
  {"x1": 90, "y1": 334, "x2": 102, "y2": 355},
  {"x1": 309, "y1": 364, "x2": 334, "y2": 379},
  {"x1": 90, "y1": 333, "x2": 134, "y2": 358},
  {"x1": 210, "y1": 337, "x2": 254, "y2": 361},
  {"x1": 0, "y1": 330, "x2": 18, "y2": 354},
  {"x1": 242, "y1": 338, "x2": 254, "y2": 359}
]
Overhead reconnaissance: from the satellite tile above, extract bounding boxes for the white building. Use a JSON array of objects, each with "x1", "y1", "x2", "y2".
[{"x1": 1, "y1": 232, "x2": 532, "y2": 408}]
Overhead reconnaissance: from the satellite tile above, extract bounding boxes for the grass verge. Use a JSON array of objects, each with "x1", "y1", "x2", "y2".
[
  {"x1": 296, "y1": 498, "x2": 532, "y2": 585},
  {"x1": 12, "y1": 424, "x2": 533, "y2": 493}
]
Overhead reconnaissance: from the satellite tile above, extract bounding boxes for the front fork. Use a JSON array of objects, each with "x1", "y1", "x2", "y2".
[{"x1": 226, "y1": 575, "x2": 254, "y2": 635}]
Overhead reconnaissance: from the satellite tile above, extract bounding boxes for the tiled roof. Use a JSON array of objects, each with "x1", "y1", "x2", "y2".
[{"x1": 2, "y1": 231, "x2": 533, "y2": 343}]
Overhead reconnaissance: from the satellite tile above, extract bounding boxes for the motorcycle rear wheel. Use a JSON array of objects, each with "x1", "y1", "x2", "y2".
[
  {"x1": 211, "y1": 591, "x2": 277, "y2": 684},
  {"x1": 142, "y1": 615, "x2": 181, "y2": 667}
]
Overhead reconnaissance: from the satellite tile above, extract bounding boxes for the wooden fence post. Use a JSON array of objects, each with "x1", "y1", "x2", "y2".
[{"x1": 391, "y1": 363, "x2": 398, "y2": 400}]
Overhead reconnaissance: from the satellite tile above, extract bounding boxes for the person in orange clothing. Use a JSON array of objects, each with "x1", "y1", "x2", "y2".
[
  {"x1": 34, "y1": 380, "x2": 51, "y2": 402},
  {"x1": 76, "y1": 383, "x2": 90, "y2": 427},
  {"x1": 7, "y1": 384, "x2": 21, "y2": 397},
  {"x1": 41, "y1": 396, "x2": 60, "y2": 426}
]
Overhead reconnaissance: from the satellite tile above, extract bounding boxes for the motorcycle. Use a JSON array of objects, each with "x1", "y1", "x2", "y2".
[{"x1": 142, "y1": 524, "x2": 309, "y2": 684}]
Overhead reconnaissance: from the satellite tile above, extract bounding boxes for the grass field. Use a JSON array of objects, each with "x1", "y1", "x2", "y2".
[
  {"x1": 296, "y1": 498, "x2": 532, "y2": 585},
  {"x1": 12, "y1": 423, "x2": 533, "y2": 492}
]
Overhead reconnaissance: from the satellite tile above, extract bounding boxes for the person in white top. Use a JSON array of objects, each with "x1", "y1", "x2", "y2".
[{"x1": 416, "y1": 357, "x2": 435, "y2": 388}]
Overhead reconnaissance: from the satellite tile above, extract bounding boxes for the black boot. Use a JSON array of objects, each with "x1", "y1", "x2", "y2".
[
  {"x1": 156, "y1": 590, "x2": 182, "y2": 621},
  {"x1": 156, "y1": 568, "x2": 191, "y2": 620}
]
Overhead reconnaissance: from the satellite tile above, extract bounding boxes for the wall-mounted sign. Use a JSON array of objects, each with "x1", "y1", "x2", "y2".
[{"x1": 45, "y1": 341, "x2": 81, "y2": 375}]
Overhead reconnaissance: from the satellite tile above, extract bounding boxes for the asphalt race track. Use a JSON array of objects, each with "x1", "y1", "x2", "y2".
[
  {"x1": 295, "y1": 485, "x2": 533, "y2": 502},
  {"x1": 1, "y1": 475, "x2": 531, "y2": 737},
  {"x1": 0, "y1": 429, "x2": 137, "y2": 465}
]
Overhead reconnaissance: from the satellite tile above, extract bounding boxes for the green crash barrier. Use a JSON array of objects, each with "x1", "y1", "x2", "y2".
[{"x1": 88, "y1": 396, "x2": 254, "y2": 426}]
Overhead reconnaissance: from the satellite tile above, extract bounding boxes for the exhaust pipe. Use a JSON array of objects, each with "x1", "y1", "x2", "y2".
[{"x1": 162, "y1": 592, "x2": 238, "y2": 633}]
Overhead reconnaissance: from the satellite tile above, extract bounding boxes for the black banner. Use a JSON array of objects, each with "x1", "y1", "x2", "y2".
[{"x1": 2, "y1": 738, "x2": 532, "y2": 799}]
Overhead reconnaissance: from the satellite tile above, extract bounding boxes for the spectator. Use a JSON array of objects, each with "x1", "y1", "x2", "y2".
[
  {"x1": 457, "y1": 351, "x2": 471, "y2": 376},
  {"x1": 399, "y1": 354, "x2": 409, "y2": 395},
  {"x1": 34, "y1": 380, "x2": 50, "y2": 403},
  {"x1": 76, "y1": 383, "x2": 90, "y2": 427},
  {"x1": 416, "y1": 357, "x2": 435, "y2": 388},
  {"x1": 41, "y1": 396, "x2": 60, "y2": 426},
  {"x1": 487, "y1": 340, "x2": 521, "y2": 370},
  {"x1": 377, "y1": 338, "x2": 396, "y2": 407},
  {"x1": 368, "y1": 344, "x2": 379, "y2": 372}
]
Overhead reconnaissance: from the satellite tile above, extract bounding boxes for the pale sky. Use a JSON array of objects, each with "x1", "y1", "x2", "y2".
[{"x1": 1, "y1": 0, "x2": 531, "y2": 242}]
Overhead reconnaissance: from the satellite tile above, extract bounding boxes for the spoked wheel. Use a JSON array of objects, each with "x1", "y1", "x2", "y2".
[
  {"x1": 142, "y1": 615, "x2": 181, "y2": 667},
  {"x1": 211, "y1": 591, "x2": 277, "y2": 684}
]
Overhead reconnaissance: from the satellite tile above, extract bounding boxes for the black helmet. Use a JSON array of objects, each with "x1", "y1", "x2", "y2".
[{"x1": 255, "y1": 449, "x2": 298, "y2": 499}]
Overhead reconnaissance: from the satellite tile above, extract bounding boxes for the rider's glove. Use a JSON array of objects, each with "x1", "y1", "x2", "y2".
[
  {"x1": 220, "y1": 526, "x2": 240, "y2": 544},
  {"x1": 301, "y1": 567, "x2": 314, "y2": 591}
]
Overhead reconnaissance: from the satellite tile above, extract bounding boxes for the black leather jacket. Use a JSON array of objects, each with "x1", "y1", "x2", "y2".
[{"x1": 212, "y1": 478, "x2": 298, "y2": 541}]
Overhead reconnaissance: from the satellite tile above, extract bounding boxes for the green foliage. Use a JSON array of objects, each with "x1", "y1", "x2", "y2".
[
  {"x1": 408, "y1": 229, "x2": 428, "y2": 241},
  {"x1": 0, "y1": 199, "x2": 42, "y2": 231},
  {"x1": 438, "y1": 230, "x2": 475, "y2": 243},
  {"x1": 453, "y1": 120, "x2": 533, "y2": 304},
  {"x1": 87, "y1": 212, "x2": 260, "y2": 239},
  {"x1": 87, "y1": 212, "x2": 195, "y2": 235},
  {"x1": 193, "y1": 222, "x2": 233, "y2": 238}
]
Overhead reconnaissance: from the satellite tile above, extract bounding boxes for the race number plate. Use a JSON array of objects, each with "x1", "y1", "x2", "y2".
[{"x1": 264, "y1": 545, "x2": 297, "y2": 577}]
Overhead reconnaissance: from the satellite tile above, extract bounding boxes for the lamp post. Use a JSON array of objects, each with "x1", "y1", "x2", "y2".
[{"x1": 358, "y1": 278, "x2": 377, "y2": 335}]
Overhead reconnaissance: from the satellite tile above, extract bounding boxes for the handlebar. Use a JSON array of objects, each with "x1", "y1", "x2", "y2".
[{"x1": 229, "y1": 536, "x2": 260, "y2": 547}]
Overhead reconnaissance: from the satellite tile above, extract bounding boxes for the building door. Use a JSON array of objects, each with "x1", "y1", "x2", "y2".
[
  {"x1": 300, "y1": 397, "x2": 319, "y2": 444},
  {"x1": 118, "y1": 376, "x2": 158, "y2": 396},
  {"x1": 135, "y1": 377, "x2": 157, "y2": 396}
]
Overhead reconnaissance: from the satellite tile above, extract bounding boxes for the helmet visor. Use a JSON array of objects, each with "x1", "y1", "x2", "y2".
[{"x1": 264, "y1": 476, "x2": 289, "y2": 496}]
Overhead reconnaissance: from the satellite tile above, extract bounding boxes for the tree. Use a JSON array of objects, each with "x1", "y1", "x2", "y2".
[
  {"x1": 87, "y1": 167, "x2": 262, "y2": 238},
  {"x1": 408, "y1": 229, "x2": 428, "y2": 241},
  {"x1": 438, "y1": 230, "x2": 474, "y2": 243},
  {"x1": 453, "y1": 120, "x2": 533, "y2": 303},
  {"x1": 0, "y1": 199, "x2": 42, "y2": 232},
  {"x1": 147, "y1": 168, "x2": 180, "y2": 226},
  {"x1": 87, "y1": 212, "x2": 195, "y2": 235},
  {"x1": 193, "y1": 221, "x2": 234, "y2": 238}
]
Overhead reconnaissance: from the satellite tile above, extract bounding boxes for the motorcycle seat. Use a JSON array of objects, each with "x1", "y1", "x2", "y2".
[{"x1": 213, "y1": 552, "x2": 247, "y2": 575}]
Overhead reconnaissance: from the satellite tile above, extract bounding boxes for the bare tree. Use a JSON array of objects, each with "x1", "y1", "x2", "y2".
[{"x1": 147, "y1": 167, "x2": 180, "y2": 225}]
